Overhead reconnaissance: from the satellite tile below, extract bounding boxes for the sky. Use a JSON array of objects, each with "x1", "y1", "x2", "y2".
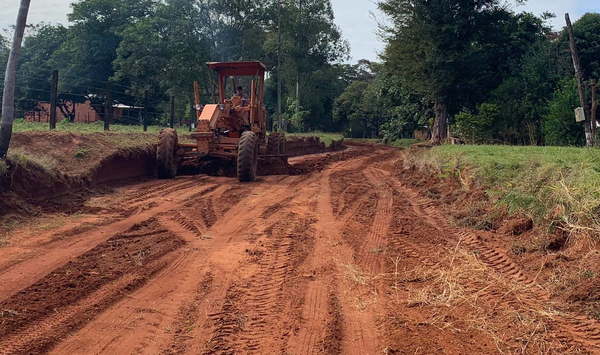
[{"x1": 0, "y1": 0, "x2": 598, "y2": 63}]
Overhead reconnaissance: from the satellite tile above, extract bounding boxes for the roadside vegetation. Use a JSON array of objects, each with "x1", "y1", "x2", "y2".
[
  {"x1": 405, "y1": 145, "x2": 600, "y2": 236},
  {"x1": 286, "y1": 132, "x2": 343, "y2": 146},
  {"x1": 12, "y1": 118, "x2": 164, "y2": 134}
]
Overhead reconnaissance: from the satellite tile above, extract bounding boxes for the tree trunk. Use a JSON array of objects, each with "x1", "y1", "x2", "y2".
[
  {"x1": 430, "y1": 98, "x2": 448, "y2": 145},
  {"x1": 0, "y1": 0, "x2": 31, "y2": 159}
]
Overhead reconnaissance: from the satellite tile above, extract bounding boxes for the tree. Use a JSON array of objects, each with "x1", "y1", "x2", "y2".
[
  {"x1": 0, "y1": 0, "x2": 31, "y2": 159},
  {"x1": 52, "y1": 0, "x2": 157, "y2": 116},
  {"x1": 379, "y1": 0, "x2": 508, "y2": 144},
  {"x1": 0, "y1": 34, "x2": 10, "y2": 106},
  {"x1": 543, "y1": 78, "x2": 585, "y2": 146},
  {"x1": 16, "y1": 25, "x2": 70, "y2": 117},
  {"x1": 113, "y1": 0, "x2": 212, "y2": 113},
  {"x1": 333, "y1": 80, "x2": 369, "y2": 136},
  {"x1": 561, "y1": 13, "x2": 600, "y2": 81},
  {"x1": 264, "y1": 0, "x2": 349, "y2": 131}
]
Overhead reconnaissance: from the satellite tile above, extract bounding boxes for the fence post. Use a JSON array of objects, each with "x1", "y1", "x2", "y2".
[
  {"x1": 49, "y1": 70, "x2": 58, "y2": 129},
  {"x1": 104, "y1": 92, "x2": 112, "y2": 131},
  {"x1": 143, "y1": 90, "x2": 148, "y2": 132},
  {"x1": 170, "y1": 95, "x2": 175, "y2": 128}
]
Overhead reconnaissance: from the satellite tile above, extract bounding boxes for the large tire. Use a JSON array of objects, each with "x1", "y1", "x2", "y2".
[
  {"x1": 278, "y1": 133, "x2": 287, "y2": 155},
  {"x1": 267, "y1": 133, "x2": 284, "y2": 155},
  {"x1": 237, "y1": 131, "x2": 258, "y2": 182},
  {"x1": 157, "y1": 128, "x2": 178, "y2": 179}
]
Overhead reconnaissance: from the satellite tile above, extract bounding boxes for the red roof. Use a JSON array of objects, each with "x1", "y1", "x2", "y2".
[{"x1": 207, "y1": 61, "x2": 266, "y2": 76}]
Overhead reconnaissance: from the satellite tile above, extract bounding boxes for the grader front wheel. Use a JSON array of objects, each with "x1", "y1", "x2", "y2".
[
  {"x1": 157, "y1": 128, "x2": 178, "y2": 179},
  {"x1": 237, "y1": 131, "x2": 258, "y2": 182}
]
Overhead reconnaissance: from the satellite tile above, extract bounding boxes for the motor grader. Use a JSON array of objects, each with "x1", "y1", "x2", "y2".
[{"x1": 156, "y1": 61, "x2": 286, "y2": 182}]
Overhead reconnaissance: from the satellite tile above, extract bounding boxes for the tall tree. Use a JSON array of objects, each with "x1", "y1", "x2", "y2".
[
  {"x1": 0, "y1": 0, "x2": 31, "y2": 159},
  {"x1": 16, "y1": 25, "x2": 69, "y2": 114},
  {"x1": 379, "y1": 0, "x2": 506, "y2": 144},
  {"x1": 52, "y1": 0, "x2": 156, "y2": 112}
]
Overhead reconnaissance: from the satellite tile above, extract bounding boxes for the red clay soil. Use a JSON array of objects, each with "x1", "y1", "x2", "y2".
[
  {"x1": 2, "y1": 144, "x2": 600, "y2": 354},
  {"x1": 0, "y1": 131, "x2": 157, "y2": 221}
]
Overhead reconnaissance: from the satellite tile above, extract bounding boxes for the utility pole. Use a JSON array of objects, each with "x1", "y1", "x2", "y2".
[
  {"x1": 104, "y1": 92, "x2": 112, "y2": 131},
  {"x1": 566, "y1": 13, "x2": 593, "y2": 146},
  {"x1": 49, "y1": 70, "x2": 58, "y2": 130},
  {"x1": 143, "y1": 90, "x2": 148, "y2": 132}
]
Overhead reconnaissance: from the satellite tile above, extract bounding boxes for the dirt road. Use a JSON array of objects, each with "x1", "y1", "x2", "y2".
[{"x1": 2, "y1": 146, "x2": 600, "y2": 354}]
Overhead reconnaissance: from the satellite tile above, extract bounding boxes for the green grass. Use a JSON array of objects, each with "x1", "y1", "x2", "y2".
[
  {"x1": 12, "y1": 118, "x2": 165, "y2": 134},
  {"x1": 286, "y1": 131, "x2": 343, "y2": 146},
  {"x1": 390, "y1": 138, "x2": 420, "y2": 148},
  {"x1": 409, "y1": 144, "x2": 600, "y2": 236}
]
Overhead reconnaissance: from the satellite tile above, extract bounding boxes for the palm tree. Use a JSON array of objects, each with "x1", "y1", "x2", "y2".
[{"x1": 0, "y1": 0, "x2": 31, "y2": 159}]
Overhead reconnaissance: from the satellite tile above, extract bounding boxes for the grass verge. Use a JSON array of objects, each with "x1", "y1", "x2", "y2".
[
  {"x1": 389, "y1": 138, "x2": 420, "y2": 149},
  {"x1": 405, "y1": 145, "x2": 600, "y2": 237},
  {"x1": 286, "y1": 132, "x2": 343, "y2": 146},
  {"x1": 12, "y1": 118, "x2": 166, "y2": 134}
]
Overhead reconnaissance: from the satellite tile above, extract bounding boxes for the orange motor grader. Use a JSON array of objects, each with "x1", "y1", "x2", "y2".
[{"x1": 156, "y1": 61, "x2": 286, "y2": 182}]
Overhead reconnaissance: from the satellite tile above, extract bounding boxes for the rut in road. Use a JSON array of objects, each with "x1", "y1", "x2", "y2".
[{"x1": 2, "y1": 146, "x2": 600, "y2": 354}]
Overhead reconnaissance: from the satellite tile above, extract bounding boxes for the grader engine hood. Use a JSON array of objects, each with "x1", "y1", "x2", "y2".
[{"x1": 197, "y1": 104, "x2": 221, "y2": 131}]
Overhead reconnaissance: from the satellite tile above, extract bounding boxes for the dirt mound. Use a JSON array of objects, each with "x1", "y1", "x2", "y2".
[
  {"x1": 0, "y1": 131, "x2": 157, "y2": 219},
  {"x1": 498, "y1": 216, "x2": 534, "y2": 235},
  {"x1": 286, "y1": 136, "x2": 344, "y2": 157}
]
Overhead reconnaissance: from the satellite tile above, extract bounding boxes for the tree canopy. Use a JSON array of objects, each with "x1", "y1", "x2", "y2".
[{"x1": 3, "y1": 0, "x2": 600, "y2": 147}]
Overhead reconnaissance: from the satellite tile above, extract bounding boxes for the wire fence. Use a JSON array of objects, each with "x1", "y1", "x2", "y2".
[{"x1": 0, "y1": 71, "x2": 201, "y2": 133}]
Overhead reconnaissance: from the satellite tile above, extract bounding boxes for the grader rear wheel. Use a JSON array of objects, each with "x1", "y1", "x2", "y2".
[
  {"x1": 157, "y1": 128, "x2": 178, "y2": 179},
  {"x1": 237, "y1": 131, "x2": 258, "y2": 182},
  {"x1": 278, "y1": 133, "x2": 287, "y2": 155},
  {"x1": 267, "y1": 134, "x2": 280, "y2": 155},
  {"x1": 267, "y1": 133, "x2": 286, "y2": 155}
]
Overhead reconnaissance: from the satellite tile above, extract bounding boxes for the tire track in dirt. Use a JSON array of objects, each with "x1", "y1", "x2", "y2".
[
  {"x1": 202, "y1": 213, "x2": 316, "y2": 354},
  {"x1": 0, "y1": 180, "x2": 214, "y2": 302},
  {"x1": 50, "y1": 213, "x2": 211, "y2": 355},
  {"x1": 49, "y1": 179, "x2": 261, "y2": 354},
  {"x1": 362, "y1": 168, "x2": 394, "y2": 274},
  {"x1": 385, "y1": 168, "x2": 600, "y2": 352},
  {"x1": 0, "y1": 219, "x2": 185, "y2": 354},
  {"x1": 313, "y1": 161, "x2": 382, "y2": 355}
]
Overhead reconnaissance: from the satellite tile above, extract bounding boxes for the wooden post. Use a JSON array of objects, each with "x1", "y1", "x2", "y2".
[
  {"x1": 566, "y1": 13, "x2": 593, "y2": 146},
  {"x1": 104, "y1": 92, "x2": 112, "y2": 131},
  {"x1": 170, "y1": 95, "x2": 175, "y2": 128},
  {"x1": 188, "y1": 103, "x2": 193, "y2": 132},
  {"x1": 49, "y1": 70, "x2": 58, "y2": 130},
  {"x1": 143, "y1": 90, "x2": 148, "y2": 132},
  {"x1": 193, "y1": 81, "x2": 202, "y2": 120}
]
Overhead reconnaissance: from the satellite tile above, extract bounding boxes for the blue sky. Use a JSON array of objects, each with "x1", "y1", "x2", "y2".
[{"x1": 1, "y1": 0, "x2": 598, "y2": 62}]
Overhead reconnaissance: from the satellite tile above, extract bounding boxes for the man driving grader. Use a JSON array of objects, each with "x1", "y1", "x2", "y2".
[{"x1": 156, "y1": 61, "x2": 286, "y2": 182}]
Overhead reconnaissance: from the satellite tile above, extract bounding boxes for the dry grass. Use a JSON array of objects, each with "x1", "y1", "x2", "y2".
[
  {"x1": 387, "y1": 245, "x2": 565, "y2": 353},
  {"x1": 8, "y1": 147, "x2": 60, "y2": 172}
]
